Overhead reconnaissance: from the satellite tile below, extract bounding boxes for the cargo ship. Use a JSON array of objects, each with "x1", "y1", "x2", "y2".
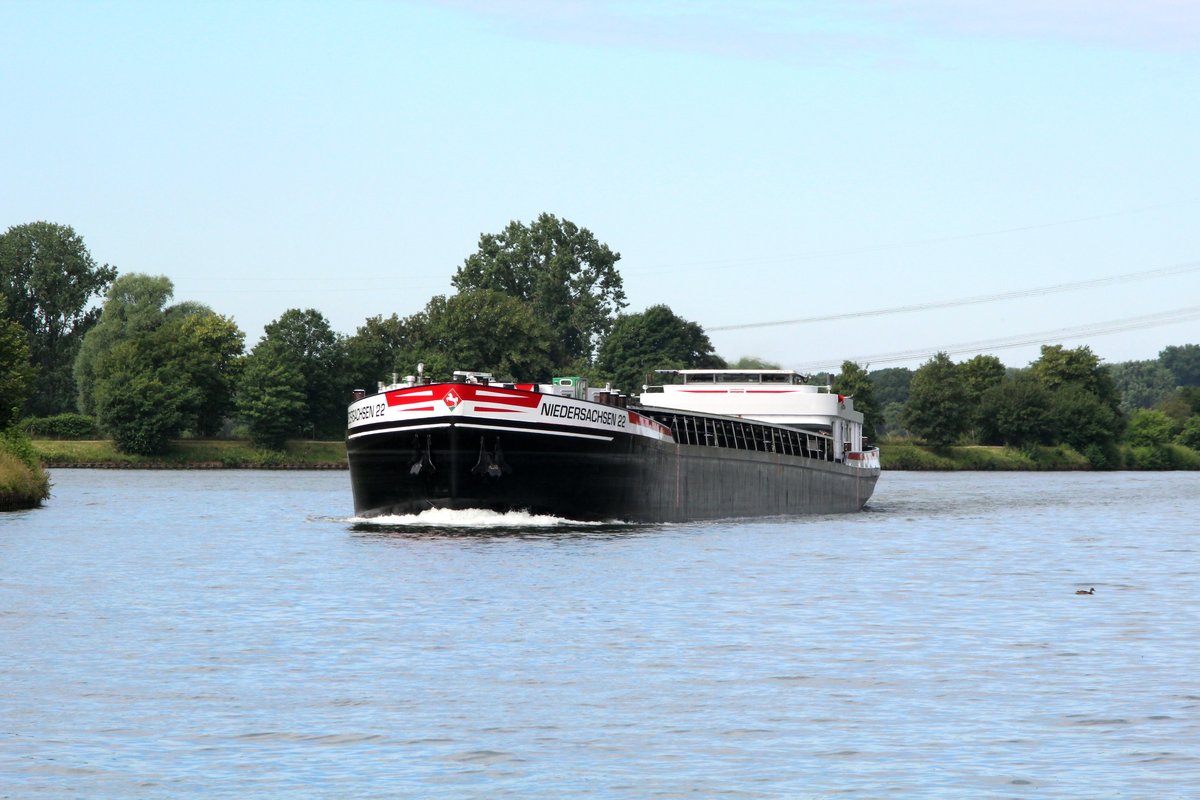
[{"x1": 346, "y1": 366, "x2": 879, "y2": 523}]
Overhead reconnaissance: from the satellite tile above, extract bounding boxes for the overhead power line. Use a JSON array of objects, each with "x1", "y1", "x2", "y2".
[
  {"x1": 789, "y1": 305, "x2": 1200, "y2": 373},
  {"x1": 709, "y1": 260, "x2": 1200, "y2": 332}
]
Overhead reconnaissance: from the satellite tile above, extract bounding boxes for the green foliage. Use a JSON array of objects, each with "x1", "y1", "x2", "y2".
[
  {"x1": 1174, "y1": 415, "x2": 1200, "y2": 450},
  {"x1": 260, "y1": 309, "x2": 348, "y2": 437},
  {"x1": 0, "y1": 447, "x2": 50, "y2": 510},
  {"x1": 452, "y1": 213, "x2": 626, "y2": 366},
  {"x1": 1125, "y1": 409, "x2": 1176, "y2": 447},
  {"x1": 1032, "y1": 344, "x2": 1123, "y2": 418},
  {"x1": 1082, "y1": 441, "x2": 1122, "y2": 470},
  {"x1": 345, "y1": 313, "x2": 416, "y2": 391},
  {"x1": 1174, "y1": 387, "x2": 1200, "y2": 415},
  {"x1": 595, "y1": 304, "x2": 725, "y2": 394},
  {"x1": 879, "y1": 401, "x2": 907, "y2": 438},
  {"x1": 960, "y1": 354, "x2": 1006, "y2": 401},
  {"x1": 74, "y1": 273, "x2": 245, "y2": 451},
  {"x1": 0, "y1": 298, "x2": 35, "y2": 429},
  {"x1": 977, "y1": 372, "x2": 1052, "y2": 447},
  {"x1": 903, "y1": 352, "x2": 970, "y2": 448},
  {"x1": 833, "y1": 361, "x2": 878, "y2": 442},
  {"x1": 1046, "y1": 383, "x2": 1124, "y2": 452},
  {"x1": 1128, "y1": 445, "x2": 1175, "y2": 470},
  {"x1": 728, "y1": 356, "x2": 781, "y2": 369},
  {"x1": 1110, "y1": 359, "x2": 1176, "y2": 411},
  {"x1": 0, "y1": 222, "x2": 117, "y2": 416},
  {"x1": 399, "y1": 290, "x2": 556, "y2": 382},
  {"x1": 33, "y1": 436, "x2": 346, "y2": 467},
  {"x1": 1160, "y1": 344, "x2": 1200, "y2": 386},
  {"x1": 1031, "y1": 345, "x2": 1125, "y2": 449},
  {"x1": 869, "y1": 367, "x2": 913, "y2": 408},
  {"x1": 879, "y1": 442, "x2": 1089, "y2": 471},
  {"x1": 93, "y1": 335, "x2": 196, "y2": 455},
  {"x1": 21, "y1": 413, "x2": 98, "y2": 439},
  {"x1": 235, "y1": 340, "x2": 309, "y2": 450},
  {"x1": 74, "y1": 273, "x2": 176, "y2": 415},
  {"x1": 0, "y1": 427, "x2": 39, "y2": 471},
  {"x1": 175, "y1": 312, "x2": 244, "y2": 436},
  {"x1": 1155, "y1": 390, "x2": 1196, "y2": 423}
]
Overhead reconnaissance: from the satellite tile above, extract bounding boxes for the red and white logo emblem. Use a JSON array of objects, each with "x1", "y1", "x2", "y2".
[{"x1": 443, "y1": 389, "x2": 462, "y2": 410}]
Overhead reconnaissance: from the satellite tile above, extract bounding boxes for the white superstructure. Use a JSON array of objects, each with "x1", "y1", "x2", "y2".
[{"x1": 638, "y1": 369, "x2": 876, "y2": 466}]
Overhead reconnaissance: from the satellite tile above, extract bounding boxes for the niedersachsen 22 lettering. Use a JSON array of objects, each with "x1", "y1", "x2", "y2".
[{"x1": 539, "y1": 402, "x2": 627, "y2": 429}]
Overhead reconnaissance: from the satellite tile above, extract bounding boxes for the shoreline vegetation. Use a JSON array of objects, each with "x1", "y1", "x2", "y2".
[
  {"x1": 22, "y1": 438, "x2": 1200, "y2": 472},
  {"x1": 32, "y1": 439, "x2": 348, "y2": 470},
  {"x1": 0, "y1": 449, "x2": 50, "y2": 511},
  {"x1": 6, "y1": 437, "x2": 1196, "y2": 513},
  {"x1": 0, "y1": 430, "x2": 50, "y2": 511}
]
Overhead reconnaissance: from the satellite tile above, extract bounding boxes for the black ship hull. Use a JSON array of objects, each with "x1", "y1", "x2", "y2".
[{"x1": 347, "y1": 414, "x2": 878, "y2": 523}]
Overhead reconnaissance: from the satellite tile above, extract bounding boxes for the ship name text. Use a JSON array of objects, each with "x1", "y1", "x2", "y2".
[{"x1": 539, "y1": 401, "x2": 627, "y2": 429}]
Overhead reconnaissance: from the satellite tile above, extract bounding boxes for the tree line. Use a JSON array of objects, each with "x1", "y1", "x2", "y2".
[
  {"x1": 3, "y1": 217, "x2": 1200, "y2": 465},
  {"x1": 833, "y1": 344, "x2": 1200, "y2": 468}
]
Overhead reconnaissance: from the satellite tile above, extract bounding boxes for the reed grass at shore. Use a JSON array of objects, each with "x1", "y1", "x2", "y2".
[
  {"x1": 34, "y1": 439, "x2": 348, "y2": 469},
  {"x1": 0, "y1": 449, "x2": 51, "y2": 510}
]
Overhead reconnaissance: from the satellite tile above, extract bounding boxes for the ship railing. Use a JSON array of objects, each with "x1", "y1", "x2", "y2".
[{"x1": 643, "y1": 411, "x2": 837, "y2": 462}]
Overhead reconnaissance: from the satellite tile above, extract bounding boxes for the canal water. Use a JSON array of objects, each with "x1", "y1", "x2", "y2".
[{"x1": 1, "y1": 469, "x2": 1198, "y2": 798}]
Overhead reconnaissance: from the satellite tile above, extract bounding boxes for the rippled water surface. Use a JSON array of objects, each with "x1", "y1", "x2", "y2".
[{"x1": 2, "y1": 469, "x2": 1198, "y2": 798}]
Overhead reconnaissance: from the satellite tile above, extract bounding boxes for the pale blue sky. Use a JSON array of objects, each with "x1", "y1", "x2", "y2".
[{"x1": 3, "y1": 0, "x2": 1197, "y2": 372}]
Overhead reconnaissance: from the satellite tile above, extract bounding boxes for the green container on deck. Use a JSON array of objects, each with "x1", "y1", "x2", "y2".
[{"x1": 552, "y1": 376, "x2": 587, "y2": 399}]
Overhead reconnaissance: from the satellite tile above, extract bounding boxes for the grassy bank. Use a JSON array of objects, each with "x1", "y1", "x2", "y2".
[
  {"x1": 1, "y1": 448, "x2": 51, "y2": 510},
  {"x1": 30, "y1": 437, "x2": 1200, "y2": 472},
  {"x1": 880, "y1": 442, "x2": 1200, "y2": 470},
  {"x1": 34, "y1": 439, "x2": 347, "y2": 469}
]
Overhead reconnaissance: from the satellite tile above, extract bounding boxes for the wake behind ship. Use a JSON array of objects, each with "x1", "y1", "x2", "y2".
[{"x1": 346, "y1": 367, "x2": 880, "y2": 523}]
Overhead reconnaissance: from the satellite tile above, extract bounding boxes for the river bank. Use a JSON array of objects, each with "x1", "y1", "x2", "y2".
[
  {"x1": 32, "y1": 439, "x2": 348, "y2": 470},
  {"x1": 29, "y1": 438, "x2": 1200, "y2": 471}
]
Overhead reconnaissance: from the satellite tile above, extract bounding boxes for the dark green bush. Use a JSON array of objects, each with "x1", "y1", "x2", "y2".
[{"x1": 22, "y1": 413, "x2": 99, "y2": 440}]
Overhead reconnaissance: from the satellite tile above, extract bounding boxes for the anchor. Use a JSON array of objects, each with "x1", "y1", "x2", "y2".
[
  {"x1": 471, "y1": 436, "x2": 510, "y2": 478},
  {"x1": 408, "y1": 434, "x2": 435, "y2": 476}
]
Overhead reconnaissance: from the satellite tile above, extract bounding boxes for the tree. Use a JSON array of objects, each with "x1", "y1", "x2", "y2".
[
  {"x1": 833, "y1": 361, "x2": 878, "y2": 443},
  {"x1": 345, "y1": 313, "x2": 417, "y2": 392},
  {"x1": 76, "y1": 273, "x2": 245, "y2": 449},
  {"x1": 92, "y1": 331, "x2": 197, "y2": 455},
  {"x1": 595, "y1": 304, "x2": 725, "y2": 394},
  {"x1": 880, "y1": 401, "x2": 907, "y2": 438},
  {"x1": 173, "y1": 312, "x2": 245, "y2": 436},
  {"x1": 0, "y1": 298, "x2": 35, "y2": 429},
  {"x1": 960, "y1": 354, "x2": 1006, "y2": 402},
  {"x1": 869, "y1": 367, "x2": 913, "y2": 409},
  {"x1": 258, "y1": 309, "x2": 348, "y2": 438},
  {"x1": 1160, "y1": 344, "x2": 1200, "y2": 387},
  {"x1": 0, "y1": 222, "x2": 117, "y2": 415},
  {"x1": 1176, "y1": 416, "x2": 1200, "y2": 450},
  {"x1": 977, "y1": 373, "x2": 1052, "y2": 447},
  {"x1": 1110, "y1": 359, "x2": 1176, "y2": 411},
  {"x1": 1031, "y1": 344, "x2": 1125, "y2": 447},
  {"x1": 903, "y1": 352, "x2": 969, "y2": 447},
  {"x1": 74, "y1": 273, "x2": 175, "y2": 415},
  {"x1": 1046, "y1": 383, "x2": 1123, "y2": 452},
  {"x1": 452, "y1": 213, "x2": 626, "y2": 366},
  {"x1": 236, "y1": 341, "x2": 307, "y2": 450},
  {"x1": 729, "y1": 356, "x2": 781, "y2": 369},
  {"x1": 959, "y1": 354, "x2": 1007, "y2": 438},
  {"x1": 1125, "y1": 409, "x2": 1176, "y2": 448},
  {"x1": 399, "y1": 289, "x2": 556, "y2": 382},
  {"x1": 1031, "y1": 344, "x2": 1120, "y2": 404}
]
